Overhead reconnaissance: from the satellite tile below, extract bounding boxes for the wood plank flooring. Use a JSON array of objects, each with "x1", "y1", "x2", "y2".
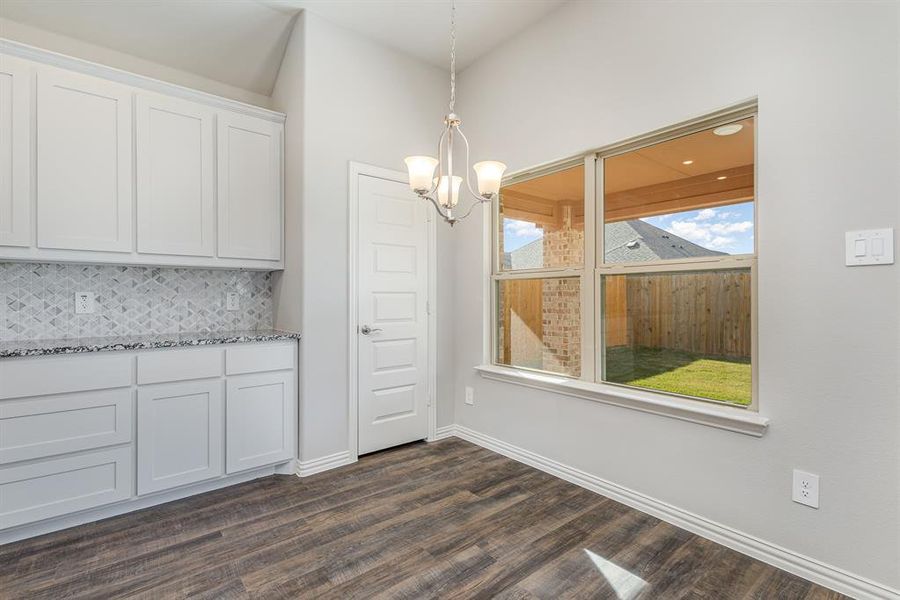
[{"x1": 1, "y1": 438, "x2": 846, "y2": 599}]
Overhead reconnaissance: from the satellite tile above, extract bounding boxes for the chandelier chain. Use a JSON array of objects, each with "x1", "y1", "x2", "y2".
[{"x1": 449, "y1": 0, "x2": 456, "y2": 113}]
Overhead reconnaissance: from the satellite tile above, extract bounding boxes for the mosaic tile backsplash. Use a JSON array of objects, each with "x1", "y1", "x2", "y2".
[{"x1": 0, "y1": 262, "x2": 273, "y2": 342}]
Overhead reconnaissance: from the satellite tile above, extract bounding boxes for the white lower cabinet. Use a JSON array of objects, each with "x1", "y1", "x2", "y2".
[
  {"x1": 226, "y1": 371, "x2": 294, "y2": 474},
  {"x1": 0, "y1": 447, "x2": 132, "y2": 529},
  {"x1": 0, "y1": 340, "x2": 297, "y2": 539},
  {"x1": 137, "y1": 380, "x2": 225, "y2": 495}
]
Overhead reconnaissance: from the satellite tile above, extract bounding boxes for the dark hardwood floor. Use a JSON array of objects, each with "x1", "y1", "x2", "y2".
[{"x1": 1, "y1": 438, "x2": 845, "y2": 599}]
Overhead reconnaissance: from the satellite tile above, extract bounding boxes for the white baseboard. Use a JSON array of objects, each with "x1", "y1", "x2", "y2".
[
  {"x1": 442, "y1": 424, "x2": 898, "y2": 600},
  {"x1": 0, "y1": 464, "x2": 280, "y2": 545},
  {"x1": 296, "y1": 450, "x2": 355, "y2": 477},
  {"x1": 431, "y1": 425, "x2": 457, "y2": 441}
]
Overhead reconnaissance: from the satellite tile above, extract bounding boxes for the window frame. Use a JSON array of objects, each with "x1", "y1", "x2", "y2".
[
  {"x1": 490, "y1": 100, "x2": 759, "y2": 411},
  {"x1": 491, "y1": 155, "x2": 595, "y2": 380}
]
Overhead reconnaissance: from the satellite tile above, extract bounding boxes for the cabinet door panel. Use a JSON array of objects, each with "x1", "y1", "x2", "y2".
[
  {"x1": 137, "y1": 380, "x2": 223, "y2": 495},
  {"x1": 217, "y1": 112, "x2": 281, "y2": 261},
  {"x1": 0, "y1": 54, "x2": 31, "y2": 247},
  {"x1": 36, "y1": 67, "x2": 132, "y2": 252},
  {"x1": 136, "y1": 93, "x2": 214, "y2": 257},
  {"x1": 226, "y1": 371, "x2": 294, "y2": 473}
]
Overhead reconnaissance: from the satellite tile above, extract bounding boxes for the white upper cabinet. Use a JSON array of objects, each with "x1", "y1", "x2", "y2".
[
  {"x1": 36, "y1": 66, "x2": 133, "y2": 253},
  {"x1": 0, "y1": 43, "x2": 285, "y2": 270},
  {"x1": 217, "y1": 111, "x2": 282, "y2": 261},
  {"x1": 136, "y1": 93, "x2": 215, "y2": 257},
  {"x1": 0, "y1": 54, "x2": 32, "y2": 247}
]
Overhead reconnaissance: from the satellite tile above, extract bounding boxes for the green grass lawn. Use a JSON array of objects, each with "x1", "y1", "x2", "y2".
[{"x1": 605, "y1": 346, "x2": 751, "y2": 405}]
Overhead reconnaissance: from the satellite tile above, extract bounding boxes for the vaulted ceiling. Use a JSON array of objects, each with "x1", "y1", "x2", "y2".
[{"x1": 0, "y1": 0, "x2": 566, "y2": 96}]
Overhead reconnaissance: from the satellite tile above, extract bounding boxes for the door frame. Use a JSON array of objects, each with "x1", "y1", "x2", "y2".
[{"x1": 347, "y1": 161, "x2": 437, "y2": 461}]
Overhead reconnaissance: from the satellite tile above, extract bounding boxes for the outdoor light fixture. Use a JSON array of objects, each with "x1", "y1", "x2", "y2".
[
  {"x1": 403, "y1": 0, "x2": 506, "y2": 226},
  {"x1": 713, "y1": 123, "x2": 743, "y2": 136}
]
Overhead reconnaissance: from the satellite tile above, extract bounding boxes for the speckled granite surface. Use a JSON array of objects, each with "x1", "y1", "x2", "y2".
[{"x1": 0, "y1": 329, "x2": 301, "y2": 358}]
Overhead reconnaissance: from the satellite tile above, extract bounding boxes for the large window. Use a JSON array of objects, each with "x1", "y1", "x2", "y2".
[{"x1": 492, "y1": 107, "x2": 757, "y2": 408}]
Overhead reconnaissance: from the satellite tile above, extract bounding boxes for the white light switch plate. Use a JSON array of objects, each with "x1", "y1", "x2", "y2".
[{"x1": 845, "y1": 228, "x2": 894, "y2": 266}]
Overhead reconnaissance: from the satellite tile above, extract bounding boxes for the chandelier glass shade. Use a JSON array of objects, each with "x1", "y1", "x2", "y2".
[{"x1": 403, "y1": 1, "x2": 506, "y2": 225}]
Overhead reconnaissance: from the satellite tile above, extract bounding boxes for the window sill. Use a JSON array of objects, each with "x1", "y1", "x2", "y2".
[{"x1": 474, "y1": 364, "x2": 769, "y2": 437}]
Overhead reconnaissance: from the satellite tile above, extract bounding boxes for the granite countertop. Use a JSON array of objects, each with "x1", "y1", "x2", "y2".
[{"x1": 0, "y1": 329, "x2": 302, "y2": 358}]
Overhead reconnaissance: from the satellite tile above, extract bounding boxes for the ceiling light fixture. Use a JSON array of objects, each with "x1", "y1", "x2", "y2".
[
  {"x1": 717, "y1": 176, "x2": 727, "y2": 180},
  {"x1": 403, "y1": 0, "x2": 505, "y2": 226},
  {"x1": 682, "y1": 160, "x2": 694, "y2": 165},
  {"x1": 713, "y1": 123, "x2": 743, "y2": 136}
]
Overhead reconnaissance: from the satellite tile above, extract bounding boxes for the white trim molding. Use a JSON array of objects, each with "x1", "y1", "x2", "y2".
[
  {"x1": 475, "y1": 364, "x2": 769, "y2": 437},
  {"x1": 296, "y1": 451, "x2": 355, "y2": 478},
  {"x1": 0, "y1": 38, "x2": 285, "y2": 123},
  {"x1": 436, "y1": 424, "x2": 897, "y2": 600},
  {"x1": 431, "y1": 425, "x2": 457, "y2": 441}
]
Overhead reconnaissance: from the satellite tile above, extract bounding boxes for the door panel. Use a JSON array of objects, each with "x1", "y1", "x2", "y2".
[
  {"x1": 357, "y1": 175, "x2": 428, "y2": 455},
  {"x1": 225, "y1": 371, "x2": 294, "y2": 473},
  {"x1": 217, "y1": 111, "x2": 281, "y2": 261},
  {"x1": 36, "y1": 67, "x2": 132, "y2": 252},
  {"x1": 137, "y1": 380, "x2": 223, "y2": 495},
  {"x1": 136, "y1": 93, "x2": 214, "y2": 257},
  {"x1": 0, "y1": 54, "x2": 31, "y2": 247}
]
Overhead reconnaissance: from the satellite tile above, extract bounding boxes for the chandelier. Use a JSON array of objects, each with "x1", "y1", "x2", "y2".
[{"x1": 404, "y1": 0, "x2": 506, "y2": 226}]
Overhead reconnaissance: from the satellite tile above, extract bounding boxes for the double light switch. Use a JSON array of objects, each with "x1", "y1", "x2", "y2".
[{"x1": 845, "y1": 229, "x2": 894, "y2": 266}]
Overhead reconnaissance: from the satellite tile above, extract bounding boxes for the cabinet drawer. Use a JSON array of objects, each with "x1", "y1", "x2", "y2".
[
  {"x1": 226, "y1": 343, "x2": 294, "y2": 375},
  {"x1": 0, "y1": 389, "x2": 132, "y2": 464},
  {"x1": 0, "y1": 353, "x2": 132, "y2": 400},
  {"x1": 0, "y1": 447, "x2": 132, "y2": 530},
  {"x1": 137, "y1": 347, "x2": 223, "y2": 384}
]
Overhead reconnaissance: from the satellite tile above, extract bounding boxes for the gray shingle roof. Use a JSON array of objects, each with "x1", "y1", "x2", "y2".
[
  {"x1": 604, "y1": 220, "x2": 726, "y2": 263},
  {"x1": 504, "y1": 220, "x2": 724, "y2": 269}
]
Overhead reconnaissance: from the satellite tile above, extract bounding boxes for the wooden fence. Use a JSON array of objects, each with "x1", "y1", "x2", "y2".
[
  {"x1": 605, "y1": 270, "x2": 751, "y2": 358},
  {"x1": 500, "y1": 270, "x2": 752, "y2": 365}
]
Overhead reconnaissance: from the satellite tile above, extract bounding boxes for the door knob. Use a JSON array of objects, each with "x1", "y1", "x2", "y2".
[{"x1": 360, "y1": 325, "x2": 383, "y2": 335}]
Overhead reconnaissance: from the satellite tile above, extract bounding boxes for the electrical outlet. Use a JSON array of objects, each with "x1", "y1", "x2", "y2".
[
  {"x1": 464, "y1": 386, "x2": 475, "y2": 406},
  {"x1": 226, "y1": 292, "x2": 240, "y2": 311},
  {"x1": 792, "y1": 469, "x2": 820, "y2": 508},
  {"x1": 74, "y1": 292, "x2": 95, "y2": 314}
]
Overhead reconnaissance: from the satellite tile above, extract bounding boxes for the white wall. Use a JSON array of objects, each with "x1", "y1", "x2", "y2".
[
  {"x1": 0, "y1": 17, "x2": 272, "y2": 107},
  {"x1": 271, "y1": 12, "x2": 455, "y2": 461},
  {"x1": 453, "y1": 0, "x2": 899, "y2": 591}
]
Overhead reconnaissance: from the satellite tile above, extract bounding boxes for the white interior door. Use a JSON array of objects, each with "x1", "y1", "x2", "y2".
[{"x1": 357, "y1": 174, "x2": 429, "y2": 455}]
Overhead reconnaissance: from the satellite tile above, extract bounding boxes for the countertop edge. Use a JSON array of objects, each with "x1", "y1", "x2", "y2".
[{"x1": 0, "y1": 331, "x2": 302, "y2": 359}]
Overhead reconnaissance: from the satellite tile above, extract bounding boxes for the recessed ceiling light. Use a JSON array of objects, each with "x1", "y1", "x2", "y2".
[
  {"x1": 682, "y1": 160, "x2": 694, "y2": 165},
  {"x1": 714, "y1": 123, "x2": 743, "y2": 136},
  {"x1": 717, "y1": 176, "x2": 727, "y2": 180}
]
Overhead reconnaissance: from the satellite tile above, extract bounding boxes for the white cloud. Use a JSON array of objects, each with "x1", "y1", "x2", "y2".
[
  {"x1": 695, "y1": 208, "x2": 717, "y2": 221},
  {"x1": 667, "y1": 219, "x2": 753, "y2": 250},
  {"x1": 504, "y1": 219, "x2": 542, "y2": 240},
  {"x1": 710, "y1": 221, "x2": 753, "y2": 234},
  {"x1": 709, "y1": 236, "x2": 736, "y2": 249}
]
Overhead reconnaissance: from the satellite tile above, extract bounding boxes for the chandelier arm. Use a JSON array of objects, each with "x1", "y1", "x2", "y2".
[
  {"x1": 450, "y1": 195, "x2": 486, "y2": 224},
  {"x1": 426, "y1": 124, "x2": 451, "y2": 197},
  {"x1": 453, "y1": 125, "x2": 484, "y2": 202},
  {"x1": 421, "y1": 192, "x2": 453, "y2": 222}
]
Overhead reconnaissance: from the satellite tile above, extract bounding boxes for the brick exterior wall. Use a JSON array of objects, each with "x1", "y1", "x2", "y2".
[{"x1": 540, "y1": 216, "x2": 583, "y2": 377}]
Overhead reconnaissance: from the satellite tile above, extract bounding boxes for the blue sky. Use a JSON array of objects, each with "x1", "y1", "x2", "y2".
[
  {"x1": 503, "y1": 201, "x2": 755, "y2": 255},
  {"x1": 640, "y1": 202, "x2": 755, "y2": 255}
]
